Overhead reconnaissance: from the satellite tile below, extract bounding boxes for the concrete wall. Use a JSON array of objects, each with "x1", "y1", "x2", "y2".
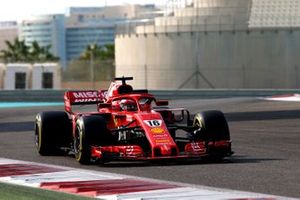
[
  {"x1": 115, "y1": 0, "x2": 300, "y2": 89},
  {"x1": 116, "y1": 30, "x2": 300, "y2": 89}
]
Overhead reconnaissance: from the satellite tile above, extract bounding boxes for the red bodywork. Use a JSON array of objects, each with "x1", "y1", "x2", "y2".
[{"x1": 64, "y1": 78, "x2": 232, "y2": 161}]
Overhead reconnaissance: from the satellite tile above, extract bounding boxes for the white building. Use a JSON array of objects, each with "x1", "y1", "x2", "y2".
[
  {"x1": 4, "y1": 64, "x2": 32, "y2": 90},
  {"x1": 1, "y1": 63, "x2": 61, "y2": 90},
  {"x1": 32, "y1": 63, "x2": 61, "y2": 90}
]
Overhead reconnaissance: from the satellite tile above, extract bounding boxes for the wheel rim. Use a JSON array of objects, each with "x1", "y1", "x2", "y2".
[
  {"x1": 74, "y1": 126, "x2": 81, "y2": 155},
  {"x1": 34, "y1": 115, "x2": 41, "y2": 149},
  {"x1": 34, "y1": 124, "x2": 39, "y2": 148},
  {"x1": 193, "y1": 118, "x2": 204, "y2": 141},
  {"x1": 194, "y1": 120, "x2": 200, "y2": 128}
]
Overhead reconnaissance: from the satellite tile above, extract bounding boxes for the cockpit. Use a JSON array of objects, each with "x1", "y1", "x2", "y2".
[{"x1": 110, "y1": 96, "x2": 155, "y2": 112}]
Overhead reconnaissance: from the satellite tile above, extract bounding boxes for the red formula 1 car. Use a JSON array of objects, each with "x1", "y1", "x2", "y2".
[{"x1": 35, "y1": 77, "x2": 233, "y2": 164}]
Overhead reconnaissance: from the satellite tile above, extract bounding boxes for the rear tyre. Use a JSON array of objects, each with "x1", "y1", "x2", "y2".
[
  {"x1": 74, "y1": 115, "x2": 112, "y2": 164},
  {"x1": 35, "y1": 111, "x2": 71, "y2": 155}
]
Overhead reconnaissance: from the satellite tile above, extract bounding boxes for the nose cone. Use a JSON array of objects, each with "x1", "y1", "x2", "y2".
[
  {"x1": 153, "y1": 144, "x2": 178, "y2": 157},
  {"x1": 161, "y1": 144, "x2": 172, "y2": 155}
]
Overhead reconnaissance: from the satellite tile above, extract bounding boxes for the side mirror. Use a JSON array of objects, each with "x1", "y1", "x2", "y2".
[{"x1": 156, "y1": 100, "x2": 169, "y2": 106}]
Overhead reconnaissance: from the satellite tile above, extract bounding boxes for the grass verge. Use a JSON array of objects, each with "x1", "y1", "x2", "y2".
[{"x1": 0, "y1": 182, "x2": 95, "y2": 200}]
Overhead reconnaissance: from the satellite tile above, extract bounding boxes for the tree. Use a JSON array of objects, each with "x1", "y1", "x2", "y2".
[
  {"x1": 80, "y1": 43, "x2": 115, "y2": 60},
  {"x1": 0, "y1": 38, "x2": 58, "y2": 63},
  {"x1": 102, "y1": 44, "x2": 115, "y2": 60},
  {"x1": 80, "y1": 44, "x2": 102, "y2": 60},
  {"x1": 29, "y1": 41, "x2": 58, "y2": 62},
  {"x1": 78, "y1": 43, "x2": 115, "y2": 88},
  {"x1": 0, "y1": 38, "x2": 29, "y2": 62}
]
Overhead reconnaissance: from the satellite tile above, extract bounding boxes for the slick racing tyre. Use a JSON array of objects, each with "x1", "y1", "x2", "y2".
[
  {"x1": 193, "y1": 110, "x2": 231, "y2": 160},
  {"x1": 74, "y1": 115, "x2": 112, "y2": 164},
  {"x1": 193, "y1": 110, "x2": 230, "y2": 141},
  {"x1": 35, "y1": 111, "x2": 71, "y2": 155}
]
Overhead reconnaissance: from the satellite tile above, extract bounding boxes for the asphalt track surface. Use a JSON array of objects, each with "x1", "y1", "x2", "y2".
[{"x1": 0, "y1": 98, "x2": 299, "y2": 198}]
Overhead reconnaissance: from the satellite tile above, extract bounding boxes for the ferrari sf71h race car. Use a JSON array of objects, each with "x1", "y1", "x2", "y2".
[{"x1": 35, "y1": 77, "x2": 233, "y2": 164}]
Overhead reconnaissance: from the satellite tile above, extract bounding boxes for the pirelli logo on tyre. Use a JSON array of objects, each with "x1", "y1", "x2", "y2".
[{"x1": 150, "y1": 127, "x2": 165, "y2": 134}]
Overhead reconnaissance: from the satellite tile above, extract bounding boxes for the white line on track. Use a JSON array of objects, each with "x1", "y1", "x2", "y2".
[{"x1": 262, "y1": 94, "x2": 300, "y2": 102}]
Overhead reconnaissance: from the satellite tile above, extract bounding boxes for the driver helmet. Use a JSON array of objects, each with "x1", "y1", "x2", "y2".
[
  {"x1": 112, "y1": 100, "x2": 121, "y2": 110},
  {"x1": 120, "y1": 99, "x2": 137, "y2": 111}
]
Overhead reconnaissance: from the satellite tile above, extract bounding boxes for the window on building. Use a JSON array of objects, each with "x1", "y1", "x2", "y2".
[
  {"x1": 42, "y1": 72, "x2": 53, "y2": 89},
  {"x1": 78, "y1": 15, "x2": 84, "y2": 22},
  {"x1": 15, "y1": 72, "x2": 26, "y2": 89}
]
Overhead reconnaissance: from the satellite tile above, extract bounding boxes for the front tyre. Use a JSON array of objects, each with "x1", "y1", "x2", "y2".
[
  {"x1": 74, "y1": 115, "x2": 111, "y2": 164},
  {"x1": 193, "y1": 110, "x2": 232, "y2": 159},
  {"x1": 74, "y1": 122, "x2": 91, "y2": 164},
  {"x1": 193, "y1": 110, "x2": 230, "y2": 141}
]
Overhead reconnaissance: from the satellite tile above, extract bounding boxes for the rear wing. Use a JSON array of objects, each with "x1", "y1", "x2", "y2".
[{"x1": 64, "y1": 90, "x2": 104, "y2": 113}]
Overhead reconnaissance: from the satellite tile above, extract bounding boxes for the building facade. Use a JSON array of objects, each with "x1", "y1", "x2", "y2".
[
  {"x1": 65, "y1": 5, "x2": 161, "y2": 61},
  {"x1": 66, "y1": 21, "x2": 116, "y2": 61},
  {"x1": 0, "y1": 21, "x2": 18, "y2": 51},
  {"x1": 19, "y1": 15, "x2": 66, "y2": 68},
  {"x1": 2, "y1": 5, "x2": 161, "y2": 70}
]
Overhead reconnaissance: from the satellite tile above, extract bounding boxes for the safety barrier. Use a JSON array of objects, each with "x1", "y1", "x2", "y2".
[{"x1": 0, "y1": 89, "x2": 299, "y2": 102}]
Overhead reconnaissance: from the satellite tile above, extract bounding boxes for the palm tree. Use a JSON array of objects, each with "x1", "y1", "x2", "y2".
[
  {"x1": 16, "y1": 39, "x2": 30, "y2": 61},
  {"x1": 80, "y1": 44, "x2": 102, "y2": 60},
  {"x1": 80, "y1": 44, "x2": 114, "y2": 60},
  {"x1": 102, "y1": 44, "x2": 115, "y2": 59},
  {"x1": 42, "y1": 45, "x2": 58, "y2": 61},
  {"x1": 0, "y1": 38, "x2": 29, "y2": 62},
  {"x1": 29, "y1": 41, "x2": 58, "y2": 62},
  {"x1": 0, "y1": 38, "x2": 58, "y2": 63},
  {"x1": 29, "y1": 41, "x2": 43, "y2": 61}
]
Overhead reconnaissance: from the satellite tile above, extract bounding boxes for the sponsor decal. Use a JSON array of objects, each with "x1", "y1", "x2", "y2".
[
  {"x1": 191, "y1": 142, "x2": 203, "y2": 151},
  {"x1": 100, "y1": 90, "x2": 108, "y2": 99},
  {"x1": 125, "y1": 146, "x2": 134, "y2": 155},
  {"x1": 152, "y1": 134, "x2": 168, "y2": 138},
  {"x1": 74, "y1": 98, "x2": 97, "y2": 103},
  {"x1": 73, "y1": 91, "x2": 98, "y2": 98},
  {"x1": 144, "y1": 120, "x2": 162, "y2": 127},
  {"x1": 151, "y1": 127, "x2": 165, "y2": 134},
  {"x1": 155, "y1": 139, "x2": 170, "y2": 144}
]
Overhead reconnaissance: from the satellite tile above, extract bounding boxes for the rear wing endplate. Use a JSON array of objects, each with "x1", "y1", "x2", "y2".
[{"x1": 64, "y1": 90, "x2": 104, "y2": 113}]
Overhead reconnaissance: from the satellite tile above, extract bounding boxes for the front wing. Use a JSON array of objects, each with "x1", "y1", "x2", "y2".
[{"x1": 90, "y1": 141, "x2": 232, "y2": 161}]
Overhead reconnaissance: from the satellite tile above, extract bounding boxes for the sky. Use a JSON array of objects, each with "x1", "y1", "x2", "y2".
[{"x1": 0, "y1": 0, "x2": 167, "y2": 22}]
